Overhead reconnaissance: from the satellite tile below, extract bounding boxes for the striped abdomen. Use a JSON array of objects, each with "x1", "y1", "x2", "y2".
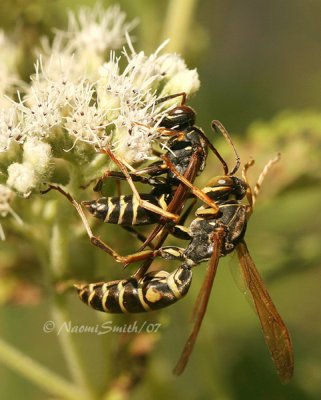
[
  {"x1": 82, "y1": 193, "x2": 171, "y2": 226},
  {"x1": 74, "y1": 264, "x2": 192, "y2": 313}
]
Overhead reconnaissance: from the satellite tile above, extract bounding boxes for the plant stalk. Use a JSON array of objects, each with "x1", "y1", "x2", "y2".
[
  {"x1": 49, "y1": 219, "x2": 97, "y2": 399},
  {"x1": 162, "y1": 0, "x2": 199, "y2": 54},
  {"x1": 0, "y1": 337, "x2": 87, "y2": 400}
]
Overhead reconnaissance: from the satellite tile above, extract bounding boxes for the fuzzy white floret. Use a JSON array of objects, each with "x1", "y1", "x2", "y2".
[
  {"x1": 162, "y1": 69, "x2": 200, "y2": 97},
  {"x1": 7, "y1": 163, "x2": 36, "y2": 196},
  {"x1": 23, "y1": 138, "x2": 52, "y2": 175}
]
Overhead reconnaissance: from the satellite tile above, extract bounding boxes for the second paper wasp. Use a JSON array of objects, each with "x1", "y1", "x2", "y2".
[
  {"x1": 50, "y1": 120, "x2": 294, "y2": 383},
  {"x1": 49, "y1": 92, "x2": 228, "y2": 265}
]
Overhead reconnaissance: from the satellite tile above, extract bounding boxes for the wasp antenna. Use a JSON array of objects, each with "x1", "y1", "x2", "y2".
[
  {"x1": 211, "y1": 120, "x2": 240, "y2": 175},
  {"x1": 197, "y1": 130, "x2": 229, "y2": 175},
  {"x1": 242, "y1": 159, "x2": 255, "y2": 183},
  {"x1": 154, "y1": 92, "x2": 187, "y2": 107},
  {"x1": 241, "y1": 159, "x2": 255, "y2": 212},
  {"x1": 252, "y1": 153, "x2": 281, "y2": 206}
]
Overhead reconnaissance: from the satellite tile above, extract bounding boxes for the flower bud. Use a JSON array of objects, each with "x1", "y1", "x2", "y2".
[
  {"x1": 7, "y1": 163, "x2": 36, "y2": 196},
  {"x1": 162, "y1": 68, "x2": 200, "y2": 98},
  {"x1": 23, "y1": 138, "x2": 52, "y2": 176}
]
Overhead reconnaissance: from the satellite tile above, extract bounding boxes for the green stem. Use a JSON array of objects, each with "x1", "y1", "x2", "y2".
[
  {"x1": 162, "y1": 0, "x2": 199, "y2": 54},
  {"x1": 15, "y1": 187, "x2": 97, "y2": 398},
  {"x1": 50, "y1": 297, "x2": 97, "y2": 399},
  {"x1": 0, "y1": 337, "x2": 87, "y2": 400},
  {"x1": 49, "y1": 220, "x2": 97, "y2": 399}
]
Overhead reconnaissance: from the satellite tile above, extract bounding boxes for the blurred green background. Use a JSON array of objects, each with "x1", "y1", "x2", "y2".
[{"x1": 0, "y1": 0, "x2": 321, "y2": 399}]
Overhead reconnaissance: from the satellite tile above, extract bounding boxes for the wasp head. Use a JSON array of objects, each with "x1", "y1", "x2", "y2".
[
  {"x1": 159, "y1": 105, "x2": 196, "y2": 130},
  {"x1": 204, "y1": 176, "x2": 248, "y2": 202}
]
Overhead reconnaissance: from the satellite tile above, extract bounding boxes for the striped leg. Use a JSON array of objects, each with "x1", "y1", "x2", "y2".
[
  {"x1": 161, "y1": 155, "x2": 221, "y2": 215},
  {"x1": 93, "y1": 168, "x2": 166, "y2": 192},
  {"x1": 157, "y1": 246, "x2": 186, "y2": 261},
  {"x1": 103, "y1": 148, "x2": 180, "y2": 223},
  {"x1": 46, "y1": 185, "x2": 155, "y2": 264}
]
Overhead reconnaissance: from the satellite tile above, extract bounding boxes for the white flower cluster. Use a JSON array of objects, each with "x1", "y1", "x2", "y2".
[
  {"x1": 39, "y1": 3, "x2": 137, "y2": 83},
  {"x1": 0, "y1": 3, "x2": 200, "y2": 237},
  {"x1": 97, "y1": 38, "x2": 200, "y2": 163}
]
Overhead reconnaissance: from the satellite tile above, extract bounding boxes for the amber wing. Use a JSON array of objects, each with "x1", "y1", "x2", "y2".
[
  {"x1": 236, "y1": 240, "x2": 294, "y2": 383},
  {"x1": 173, "y1": 227, "x2": 225, "y2": 375}
]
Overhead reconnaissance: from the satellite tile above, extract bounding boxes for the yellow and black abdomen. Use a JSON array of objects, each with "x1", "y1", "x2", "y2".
[
  {"x1": 82, "y1": 193, "x2": 171, "y2": 226},
  {"x1": 74, "y1": 264, "x2": 192, "y2": 313}
]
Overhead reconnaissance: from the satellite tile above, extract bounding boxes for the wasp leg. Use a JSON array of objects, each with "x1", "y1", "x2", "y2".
[
  {"x1": 121, "y1": 226, "x2": 155, "y2": 250},
  {"x1": 46, "y1": 185, "x2": 155, "y2": 264},
  {"x1": 139, "y1": 201, "x2": 193, "y2": 249},
  {"x1": 93, "y1": 170, "x2": 159, "y2": 193},
  {"x1": 154, "y1": 91, "x2": 187, "y2": 106},
  {"x1": 157, "y1": 246, "x2": 185, "y2": 261},
  {"x1": 197, "y1": 129, "x2": 229, "y2": 175},
  {"x1": 94, "y1": 172, "x2": 156, "y2": 250},
  {"x1": 167, "y1": 224, "x2": 192, "y2": 240},
  {"x1": 162, "y1": 154, "x2": 221, "y2": 216},
  {"x1": 102, "y1": 148, "x2": 180, "y2": 223},
  {"x1": 241, "y1": 159, "x2": 255, "y2": 214},
  {"x1": 176, "y1": 197, "x2": 197, "y2": 225},
  {"x1": 133, "y1": 149, "x2": 204, "y2": 278},
  {"x1": 132, "y1": 192, "x2": 194, "y2": 255},
  {"x1": 94, "y1": 167, "x2": 168, "y2": 193},
  {"x1": 132, "y1": 120, "x2": 183, "y2": 140},
  {"x1": 136, "y1": 152, "x2": 202, "y2": 254},
  {"x1": 127, "y1": 162, "x2": 167, "y2": 179}
]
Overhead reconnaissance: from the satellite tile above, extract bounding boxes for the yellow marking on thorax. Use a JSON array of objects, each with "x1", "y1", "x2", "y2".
[
  {"x1": 202, "y1": 186, "x2": 228, "y2": 193},
  {"x1": 196, "y1": 207, "x2": 218, "y2": 216}
]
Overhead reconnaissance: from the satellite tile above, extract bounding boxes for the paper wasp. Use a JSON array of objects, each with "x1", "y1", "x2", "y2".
[
  {"x1": 70, "y1": 121, "x2": 294, "y2": 383},
  {"x1": 46, "y1": 98, "x2": 293, "y2": 382}
]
